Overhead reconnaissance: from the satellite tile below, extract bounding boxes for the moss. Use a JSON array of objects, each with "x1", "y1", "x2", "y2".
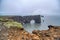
[
  {"x1": 0, "y1": 17, "x2": 23, "y2": 29},
  {"x1": 3, "y1": 21, "x2": 23, "y2": 28}
]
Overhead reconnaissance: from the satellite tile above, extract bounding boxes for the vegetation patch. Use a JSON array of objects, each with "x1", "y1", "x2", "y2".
[{"x1": 0, "y1": 17, "x2": 23, "y2": 29}]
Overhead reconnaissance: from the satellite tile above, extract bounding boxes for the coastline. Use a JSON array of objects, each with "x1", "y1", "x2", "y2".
[{"x1": 0, "y1": 25, "x2": 60, "y2": 40}]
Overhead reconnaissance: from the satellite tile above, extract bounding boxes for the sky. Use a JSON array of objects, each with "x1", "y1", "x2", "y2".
[{"x1": 0, "y1": 0, "x2": 60, "y2": 16}]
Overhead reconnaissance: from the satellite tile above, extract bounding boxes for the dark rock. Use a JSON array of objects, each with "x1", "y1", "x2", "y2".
[{"x1": 48, "y1": 25, "x2": 54, "y2": 29}]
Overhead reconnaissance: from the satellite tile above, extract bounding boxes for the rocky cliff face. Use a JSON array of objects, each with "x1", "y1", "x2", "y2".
[
  {"x1": 0, "y1": 17, "x2": 60, "y2": 40},
  {"x1": 0, "y1": 23, "x2": 8, "y2": 40},
  {"x1": 32, "y1": 25, "x2": 60, "y2": 40},
  {"x1": 0, "y1": 24, "x2": 60, "y2": 40},
  {"x1": 7, "y1": 27, "x2": 40, "y2": 40}
]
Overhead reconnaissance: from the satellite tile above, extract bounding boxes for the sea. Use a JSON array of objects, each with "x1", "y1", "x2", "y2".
[{"x1": 23, "y1": 16, "x2": 60, "y2": 32}]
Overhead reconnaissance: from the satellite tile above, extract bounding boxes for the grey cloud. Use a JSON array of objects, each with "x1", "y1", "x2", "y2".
[{"x1": 0, "y1": 0, "x2": 60, "y2": 16}]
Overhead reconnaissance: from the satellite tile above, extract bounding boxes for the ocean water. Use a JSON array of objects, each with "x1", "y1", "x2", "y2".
[{"x1": 23, "y1": 16, "x2": 60, "y2": 32}]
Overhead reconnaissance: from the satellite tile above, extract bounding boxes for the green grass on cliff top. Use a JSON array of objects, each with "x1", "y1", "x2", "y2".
[
  {"x1": 0, "y1": 17, "x2": 23, "y2": 28},
  {"x1": 4, "y1": 21, "x2": 23, "y2": 28}
]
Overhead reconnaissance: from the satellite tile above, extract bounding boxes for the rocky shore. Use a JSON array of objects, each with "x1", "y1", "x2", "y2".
[
  {"x1": 0, "y1": 17, "x2": 60, "y2": 40},
  {"x1": 0, "y1": 25, "x2": 60, "y2": 40},
  {"x1": 32, "y1": 25, "x2": 60, "y2": 40}
]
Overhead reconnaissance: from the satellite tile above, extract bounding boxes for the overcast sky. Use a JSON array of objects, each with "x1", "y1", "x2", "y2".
[{"x1": 0, "y1": 0, "x2": 60, "y2": 16}]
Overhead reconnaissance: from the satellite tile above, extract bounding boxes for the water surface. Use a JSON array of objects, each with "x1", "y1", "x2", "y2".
[{"x1": 23, "y1": 16, "x2": 60, "y2": 32}]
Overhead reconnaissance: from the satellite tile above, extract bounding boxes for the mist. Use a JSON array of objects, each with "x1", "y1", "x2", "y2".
[{"x1": 0, "y1": 0, "x2": 60, "y2": 16}]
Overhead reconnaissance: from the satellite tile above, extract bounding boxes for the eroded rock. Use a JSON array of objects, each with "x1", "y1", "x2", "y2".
[
  {"x1": 0, "y1": 18, "x2": 60, "y2": 40},
  {"x1": 32, "y1": 25, "x2": 60, "y2": 40}
]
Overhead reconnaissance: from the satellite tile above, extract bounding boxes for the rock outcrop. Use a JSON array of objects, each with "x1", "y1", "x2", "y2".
[
  {"x1": 7, "y1": 27, "x2": 40, "y2": 40},
  {"x1": 0, "y1": 24, "x2": 60, "y2": 40},
  {"x1": 0, "y1": 17, "x2": 40, "y2": 40},
  {"x1": 0, "y1": 17, "x2": 60, "y2": 40},
  {"x1": 32, "y1": 25, "x2": 60, "y2": 40}
]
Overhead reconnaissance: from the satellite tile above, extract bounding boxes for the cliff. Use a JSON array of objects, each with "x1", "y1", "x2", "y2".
[
  {"x1": 0, "y1": 24, "x2": 60, "y2": 40},
  {"x1": 0, "y1": 17, "x2": 60, "y2": 40}
]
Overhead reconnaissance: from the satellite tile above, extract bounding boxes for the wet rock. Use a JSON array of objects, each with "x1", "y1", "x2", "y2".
[{"x1": 48, "y1": 25, "x2": 55, "y2": 29}]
